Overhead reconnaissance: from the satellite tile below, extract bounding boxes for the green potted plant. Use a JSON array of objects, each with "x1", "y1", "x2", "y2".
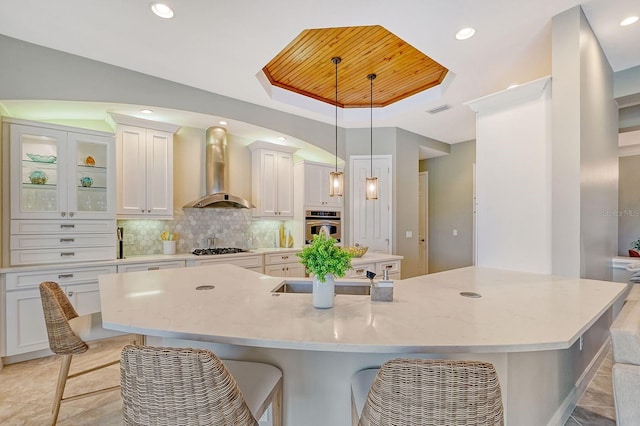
[
  {"x1": 630, "y1": 239, "x2": 640, "y2": 257},
  {"x1": 297, "y1": 234, "x2": 353, "y2": 308}
]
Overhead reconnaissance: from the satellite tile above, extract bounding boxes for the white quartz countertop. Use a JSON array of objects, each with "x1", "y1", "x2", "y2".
[{"x1": 99, "y1": 265, "x2": 625, "y2": 354}]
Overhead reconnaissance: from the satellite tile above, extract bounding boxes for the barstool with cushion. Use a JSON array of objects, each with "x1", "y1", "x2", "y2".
[
  {"x1": 120, "y1": 345, "x2": 283, "y2": 426},
  {"x1": 353, "y1": 358, "x2": 504, "y2": 426},
  {"x1": 39, "y1": 281, "x2": 132, "y2": 425}
]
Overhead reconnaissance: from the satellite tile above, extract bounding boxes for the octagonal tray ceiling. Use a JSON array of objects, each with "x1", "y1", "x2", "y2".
[{"x1": 262, "y1": 25, "x2": 449, "y2": 108}]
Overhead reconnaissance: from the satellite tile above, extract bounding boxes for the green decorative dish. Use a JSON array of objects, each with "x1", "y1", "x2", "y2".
[{"x1": 27, "y1": 153, "x2": 56, "y2": 163}]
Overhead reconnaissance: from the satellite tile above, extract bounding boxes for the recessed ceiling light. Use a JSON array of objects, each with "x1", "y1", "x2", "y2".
[
  {"x1": 455, "y1": 27, "x2": 476, "y2": 40},
  {"x1": 150, "y1": 3, "x2": 174, "y2": 19},
  {"x1": 277, "y1": 136, "x2": 286, "y2": 141},
  {"x1": 219, "y1": 120, "x2": 228, "y2": 125},
  {"x1": 140, "y1": 109, "x2": 153, "y2": 114},
  {"x1": 620, "y1": 16, "x2": 639, "y2": 26}
]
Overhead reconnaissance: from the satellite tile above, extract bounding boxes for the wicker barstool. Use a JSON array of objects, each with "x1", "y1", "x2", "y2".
[
  {"x1": 356, "y1": 358, "x2": 504, "y2": 426},
  {"x1": 120, "y1": 345, "x2": 283, "y2": 426},
  {"x1": 39, "y1": 281, "x2": 133, "y2": 425}
]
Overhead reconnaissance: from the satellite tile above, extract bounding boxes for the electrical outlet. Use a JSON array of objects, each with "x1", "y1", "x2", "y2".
[
  {"x1": 453, "y1": 229, "x2": 458, "y2": 236},
  {"x1": 405, "y1": 231, "x2": 413, "y2": 238}
]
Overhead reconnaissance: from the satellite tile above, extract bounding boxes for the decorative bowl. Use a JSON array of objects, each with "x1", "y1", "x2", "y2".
[
  {"x1": 29, "y1": 170, "x2": 48, "y2": 184},
  {"x1": 84, "y1": 156, "x2": 95, "y2": 166},
  {"x1": 27, "y1": 153, "x2": 56, "y2": 163},
  {"x1": 80, "y1": 176, "x2": 93, "y2": 187},
  {"x1": 345, "y1": 244, "x2": 368, "y2": 257}
]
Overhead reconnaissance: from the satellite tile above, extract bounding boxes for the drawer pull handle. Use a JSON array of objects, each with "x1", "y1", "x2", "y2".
[
  {"x1": 356, "y1": 269, "x2": 364, "y2": 274},
  {"x1": 60, "y1": 238, "x2": 75, "y2": 243},
  {"x1": 384, "y1": 265, "x2": 393, "y2": 269},
  {"x1": 60, "y1": 252, "x2": 75, "y2": 257},
  {"x1": 60, "y1": 224, "x2": 75, "y2": 229},
  {"x1": 148, "y1": 267, "x2": 160, "y2": 271},
  {"x1": 282, "y1": 256, "x2": 289, "y2": 260},
  {"x1": 67, "y1": 291, "x2": 74, "y2": 297},
  {"x1": 58, "y1": 274, "x2": 74, "y2": 279}
]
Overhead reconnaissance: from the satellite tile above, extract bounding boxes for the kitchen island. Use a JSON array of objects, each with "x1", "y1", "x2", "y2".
[{"x1": 99, "y1": 265, "x2": 626, "y2": 426}]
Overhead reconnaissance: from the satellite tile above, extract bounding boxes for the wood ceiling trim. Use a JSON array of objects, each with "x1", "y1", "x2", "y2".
[{"x1": 263, "y1": 24, "x2": 449, "y2": 108}]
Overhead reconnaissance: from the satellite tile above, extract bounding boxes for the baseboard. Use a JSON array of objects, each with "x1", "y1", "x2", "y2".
[{"x1": 546, "y1": 337, "x2": 611, "y2": 426}]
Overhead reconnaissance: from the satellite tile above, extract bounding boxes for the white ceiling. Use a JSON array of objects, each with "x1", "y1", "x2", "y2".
[{"x1": 0, "y1": 0, "x2": 638, "y2": 155}]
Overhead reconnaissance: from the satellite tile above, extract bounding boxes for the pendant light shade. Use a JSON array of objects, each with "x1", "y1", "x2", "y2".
[
  {"x1": 366, "y1": 73, "x2": 379, "y2": 200},
  {"x1": 329, "y1": 56, "x2": 344, "y2": 197}
]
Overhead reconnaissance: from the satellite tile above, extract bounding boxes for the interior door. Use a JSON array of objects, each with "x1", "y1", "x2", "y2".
[
  {"x1": 350, "y1": 155, "x2": 392, "y2": 254},
  {"x1": 418, "y1": 171, "x2": 428, "y2": 275}
]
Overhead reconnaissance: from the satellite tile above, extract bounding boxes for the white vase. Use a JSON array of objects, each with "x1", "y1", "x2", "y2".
[{"x1": 312, "y1": 274, "x2": 335, "y2": 309}]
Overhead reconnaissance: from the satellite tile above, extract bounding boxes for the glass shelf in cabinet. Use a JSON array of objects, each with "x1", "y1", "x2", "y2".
[
  {"x1": 76, "y1": 186, "x2": 107, "y2": 191},
  {"x1": 22, "y1": 183, "x2": 57, "y2": 188},
  {"x1": 77, "y1": 164, "x2": 107, "y2": 171}
]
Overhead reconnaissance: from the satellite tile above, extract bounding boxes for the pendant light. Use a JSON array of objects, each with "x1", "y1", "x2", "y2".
[
  {"x1": 329, "y1": 57, "x2": 344, "y2": 197},
  {"x1": 366, "y1": 73, "x2": 379, "y2": 200}
]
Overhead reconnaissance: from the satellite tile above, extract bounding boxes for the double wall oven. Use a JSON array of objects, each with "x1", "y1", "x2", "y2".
[{"x1": 305, "y1": 210, "x2": 341, "y2": 244}]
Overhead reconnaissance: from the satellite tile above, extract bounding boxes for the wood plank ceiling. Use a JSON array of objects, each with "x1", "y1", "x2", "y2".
[{"x1": 262, "y1": 25, "x2": 449, "y2": 108}]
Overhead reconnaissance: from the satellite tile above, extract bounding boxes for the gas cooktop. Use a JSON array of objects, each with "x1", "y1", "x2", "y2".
[{"x1": 191, "y1": 247, "x2": 247, "y2": 256}]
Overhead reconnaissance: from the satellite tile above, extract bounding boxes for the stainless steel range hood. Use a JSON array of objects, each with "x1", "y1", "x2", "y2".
[{"x1": 183, "y1": 126, "x2": 254, "y2": 209}]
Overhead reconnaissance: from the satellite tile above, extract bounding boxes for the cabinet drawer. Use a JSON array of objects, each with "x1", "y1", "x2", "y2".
[
  {"x1": 118, "y1": 261, "x2": 186, "y2": 273},
  {"x1": 11, "y1": 219, "x2": 116, "y2": 234},
  {"x1": 376, "y1": 260, "x2": 401, "y2": 275},
  {"x1": 264, "y1": 252, "x2": 300, "y2": 265},
  {"x1": 11, "y1": 234, "x2": 114, "y2": 249},
  {"x1": 192, "y1": 255, "x2": 263, "y2": 269},
  {"x1": 5, "y1": 265, "x2": 116, "y2": 290},
  {"x1": 346, "y1": 263, "x2": 375, "y2": 278},
  {"x1": 10, "y1": 246, "x2": 116, "y2": 266}
]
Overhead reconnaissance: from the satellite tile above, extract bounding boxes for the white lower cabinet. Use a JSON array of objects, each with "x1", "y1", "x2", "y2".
[
  {"x1": 263, "y1": 251, "x2": 305, "y2": 277},
  {"x1": 117, "y1": 260, "x2": 186, "y2": 273},
  {"x1": 188, "y1": 255, "x2": 264, "y2": 273},
  {"x1": 4, "y1": 265, "x2": 116, "y2": 356}
]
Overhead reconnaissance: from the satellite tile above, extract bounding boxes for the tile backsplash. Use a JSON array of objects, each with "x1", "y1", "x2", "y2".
[{"x1": 118, "y1": 209, "x2": 294, "y2": 256}]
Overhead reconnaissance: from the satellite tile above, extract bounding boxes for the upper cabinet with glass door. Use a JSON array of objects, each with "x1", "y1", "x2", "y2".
[{"x1": 8, "y1": 119, "x2": 115, "y2": 220}]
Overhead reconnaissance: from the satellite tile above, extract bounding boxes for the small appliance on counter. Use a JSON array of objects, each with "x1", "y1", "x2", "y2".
[{"x1": 117, "y1": 227, "x2": 124, "y2": 259}]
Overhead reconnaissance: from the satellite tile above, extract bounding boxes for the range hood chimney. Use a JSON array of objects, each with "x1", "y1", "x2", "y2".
[{"x1": 183, "y1": 126, "x2": 253, "y2": 209}]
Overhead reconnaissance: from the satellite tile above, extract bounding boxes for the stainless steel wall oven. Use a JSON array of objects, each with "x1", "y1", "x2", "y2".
[{"x1": 305, "y1": 210, "x2": 341, "y2": 244}]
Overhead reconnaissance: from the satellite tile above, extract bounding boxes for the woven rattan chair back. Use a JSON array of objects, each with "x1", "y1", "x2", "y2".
[
  {"x1": 120, "y1": 345, "x2": 259, "y2": 426},
  {"x1": 39, "y1": 281, "x2": 88, "y2": 355},
  {"x1": 359, "y1": 358, "x2": 504, "y2": 426}
]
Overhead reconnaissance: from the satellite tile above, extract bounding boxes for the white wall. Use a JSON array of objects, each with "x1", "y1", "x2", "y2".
[
  {"x1": 552, "y1": 6, "x2": 618, "y2": 280},
  {"x1": 468, "y1": 78, "x2": 552, "y2": 274}
]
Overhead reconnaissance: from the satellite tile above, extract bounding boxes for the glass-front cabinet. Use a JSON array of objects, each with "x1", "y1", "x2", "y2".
[{"x1": 10, "y1": 122, "x2": 115, "y2": 220}]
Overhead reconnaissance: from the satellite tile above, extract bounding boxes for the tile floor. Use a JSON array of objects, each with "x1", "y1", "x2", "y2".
[{"x1": 0, "y1": 335, "x2": 618, "y2": 425}]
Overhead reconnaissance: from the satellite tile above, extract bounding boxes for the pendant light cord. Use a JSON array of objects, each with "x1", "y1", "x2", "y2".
[
  {"x1": 368, "y1": 73, "x2": 376, "y2": 177},
  {"x1": 335, "y1": 59, "x2": 338, "y2": 172},
  {"x1": 332, "y1": 57, "x2": 341, "y2": 173}
]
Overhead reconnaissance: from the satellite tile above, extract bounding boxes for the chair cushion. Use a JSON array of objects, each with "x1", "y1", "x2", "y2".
[
  {"x1": 611, "y1": 300, "x2": 640, "y2": 365},
  {"x1": 223, "y1": 360, "x2": 282, "y2": 421},
  {"x1": 351, "y1": 368, "x2": 379, "y2": 420},
  {"x1": 68, "y1": 311, "x2": 128, "y2": 343}
]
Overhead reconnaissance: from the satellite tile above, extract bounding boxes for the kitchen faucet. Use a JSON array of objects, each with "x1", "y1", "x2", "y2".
[{"x1": 207, "y1": 236, "x2": 217, "y2": 249}]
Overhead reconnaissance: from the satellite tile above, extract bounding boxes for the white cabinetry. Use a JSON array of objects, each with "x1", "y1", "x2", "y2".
[
  {"x1": 117, "y1": 260, "x2": 186, "y2": 273},
  {"x1": 188, "y1": 254, "x2": 264, "y2": 273},
  {"x1": 3, "y1": 265, "x2": 116, "y2": 356},
  {"x1": 7, "y1": 119, "x2": 115, "y2": 220},
  {"x1": 4, "y1": 119, "x2": 117, "y2": 266},
  {"x1": 110, "y1": 113, "x2": 179, "y2": 219},
  {"x1": 294, "y1": 161, "x2": 343, "y2": 209},
  {"x1": 263, "y1": 251, "x2": 305, "y2": 277},
  {"x1": 249, "y1": 142, "x2": 297, "y2": 218},
  {"x1": 346, "y1": 257, "x2": 402, "y2": 280}
]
